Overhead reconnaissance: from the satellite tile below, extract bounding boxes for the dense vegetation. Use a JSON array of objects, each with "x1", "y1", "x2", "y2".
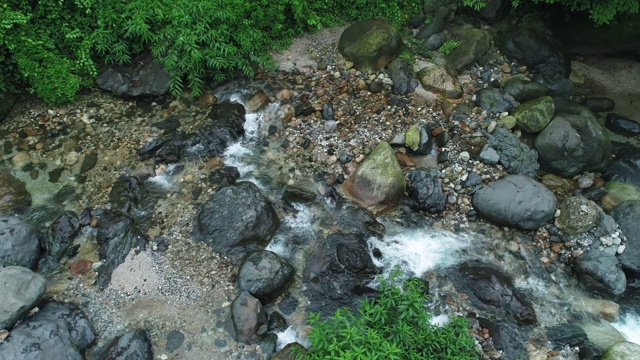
[{"x1": 303, "y1": 270, "x2": 478, "y2": 359}]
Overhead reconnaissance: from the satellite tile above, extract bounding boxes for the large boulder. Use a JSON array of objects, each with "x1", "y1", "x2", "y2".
[
  {"x1": 342, "y1": 141, "x2": 405, "y2": 215},
  {"x1": 0, "y1": 302, "x2": 96, "y2": 360},
  {"x1": 89, "y1": 330, "x2": 153, "y2": 360},
  {"x1": 603, "y1": 342, "x2": 640, "y2": 360},
  {"x1": 237, "y1": 251, "x2": 295, "y2": 303},
  {"x1": 534, "y1": 105, "x2": 611, "y2": 177},
  {"x1": 473, "y1": 175, "x2": 556, "y2": 230},
  {"x1": 513, "y1": 96, "x2": 555, "y2": 133},
  {"x1": 406, "y1": 168, "x2": 446, "y2": 213},
  {"x1": 610, "y1": 200, "x2": 640, "y2": 278},
  {"x1": 0, "y1": 215, "x2": 41, "y2": 269},
  {"x1": 0, "y1": 266, "x2": 46, "y2": 330},
  {"x1": 338, "y1": 18, "x2": 403, "y2": 72},
  {"x1": 417, "y1": 63, "x2": 462, "y2": 99},
  {"x1": 193, "y1": 182, "x2": 280, "y2": 258},
  {"x1": 574, "y1": 249, "x2": 626, "y2": 297},
  {"x1": 486, "y1": 128, "x2": 539, "y2": 177},
  {"x1": 444, "y1": 27, "x2": 492, "y2": 73},
  {"x1": 229, "y1": 292, "x2": 268, "y2": 344},
  {"x1": 96, "y1": 52, "x2": 170, "y2": 98},
  {"x1": 0, "y1": 173, "x2": 31, "y2": 214}
]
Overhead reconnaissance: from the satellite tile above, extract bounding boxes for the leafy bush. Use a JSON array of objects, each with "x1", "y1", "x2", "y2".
[
  {"x1": 303, "y1": 269, "x2": 478, "y2": 360},
  {"x1": 439, "y1": 40, "x2": 461, "y2": 55},
  {"x1": 462, "y1": 0, "x2": 640, "y2": 25}
]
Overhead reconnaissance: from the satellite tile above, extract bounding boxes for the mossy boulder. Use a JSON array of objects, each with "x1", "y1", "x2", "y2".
[
  {"x1": 338, "y1": 18, "x2": 403, "y2": 72},
  {"x1": 342, "y1": 141, "x2": 405, "y2": 215},
  {"x1": 417, "y1": 63, "x2": 462, "y2": 99},
  {"x1": 555, "y1": 196, "x2": 600, "y2": 234},
  {"x1": 503, "y1": 78, "x2": 548, "y2": 102},
  {"x1": 514, "y1": 96, "x2": 555, "y2": 133},
  {"x1": 603, "y1": 342, "x2": 640, "y2": 360},
  {"x1": 444, "y1": 27, "x2": 491, "y2": 73}
]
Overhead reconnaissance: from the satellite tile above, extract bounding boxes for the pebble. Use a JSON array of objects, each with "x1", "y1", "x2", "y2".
[
  {"x1": 459, "y1": 151, "x2": 470, "y2": 162},
  {"x1": 11, "y1": 151, "x2": 30, "y2": 166},
  {"x1": 617, "y1": 245, "x2": 626, "y2": 254}
]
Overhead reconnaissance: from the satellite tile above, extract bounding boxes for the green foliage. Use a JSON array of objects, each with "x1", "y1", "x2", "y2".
[
  {"x1": 439, "y1": 40, "x2": 461, "y2": 55},
  {"x1": 462, "y1": 0, "x2": 640, "y2": 25},
  {"x1": 303, "y1": 269, "x2": 478, "y2": 360}
]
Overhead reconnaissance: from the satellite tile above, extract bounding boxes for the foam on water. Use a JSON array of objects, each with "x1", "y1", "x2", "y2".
[
  {"x1": 244, "y1": 112, "x2": 261, "y2": 139},
  {"x1": 147, "y1": 164, "x2": 179, "y2": 189},
  {"x1": 612, "y1": 312, "x2": 640, "y2": 345},
  {"x1": 368, "y1": 230, "x2": 470, "y2": 277},
  {"x1": 266, "y1": 235, "x2": 290, "y2": 257},
  {"x1": 430, "y1": 313, "x2": 450, "y2": 326},
  {"x1": 276, "y1": 326, "x2": 309, "y2": 351},
  {"x1": 223, "y1": 142, "x2": 256, "y2": 177},
  {"x1": 283, "y1": 203, "x2": 315, "y2": 231}
]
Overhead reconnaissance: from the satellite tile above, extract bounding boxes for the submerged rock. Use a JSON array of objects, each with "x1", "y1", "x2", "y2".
[
  {"x1": 338, "y1": 18, "x2": 403, "y2": 72},
  {"x1": 603, "y1": 150, "x2": 640, "y2": 188},
  {"x1": 0, "y1": 266, "x2": 46, "y2": 330},
  {"x1": 89, "y1": 330, "x2": 153, "y2": 360},
  {"x1": 237, "y1": 251, "x2": 295, "y2": 303},
  {"x1": 0, "y1": 173, "x2": 31, "y2": 214},
  {"x1": 605, "y1": 113, "x2": 640, "y2": 137}
]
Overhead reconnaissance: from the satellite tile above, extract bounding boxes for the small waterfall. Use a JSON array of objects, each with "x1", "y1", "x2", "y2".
[{"x1": 613, "y1": 312, "x2": 640, "y2": 345}]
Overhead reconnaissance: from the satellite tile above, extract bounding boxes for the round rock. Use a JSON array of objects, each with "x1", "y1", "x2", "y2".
[
  {"x1": 555, "y1": 196, "x2": 601, "y2": 235},
  {"x1": 238, "y1": 250, "x2": 295, "y2": 303}
]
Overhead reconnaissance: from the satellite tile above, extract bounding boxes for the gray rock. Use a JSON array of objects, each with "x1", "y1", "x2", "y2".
[
  {"x1": 603, "y1": 342, "x2": 640, "y2": 360},
  {"x1": 229, "y1": 292, "x2": 267, "y2": 344},
  {"x1": 513, "y1": 96, "x2": 555, "y2": 133},
  {"x1": 555, "y1": 197, "x2": 600, "y2": 234},
  {"x1": 610, "y1": 200, "x2": 640, "y2": 278},
  {"x1": 534, "y1": 104, "x2": 611, "y2": 177},
  {"x1": 193, "y1": 182, "x2": 280, "y2": 259},
  {"x1": 474, "y1": 88, "x2": 517, "y2": 114},
  {"x1": 425, "y1": 33, "x2": 446, "y2": 51},
  {"x1": 533, "y1": 73, "x2": 574, "y2": 97},
  {"x1": 0, "y1": 215, "x2": 41, "y2": 269},
  {"x1": 605, "y1": 113, "x2": 640, "y2": 137},
  {"x1": 574, "y1": 249, "x2": 626, "y2": 296},
  {"x1": 0, "y1": 266, "x2": 46, "y2": 329},
  {"x1": 502, "y1": 78, "x2": 548, "y2": 102},
  {"x1": 417, "y1": 63, "x2": 462, "y2": 99},
  {"x1": 90, "y1": 330, "x2": 153, "y2": 360},
  {"x1": 97, "y1": 52, "x2": 170, "y2": 98},
  {"x1": 322, "y1": 103, "x2": 334, "y2": 120},
  {"x1": 444, "y1": 27, "x2": 492, "y2": 73},
  {"x1": 487, "y1": 128, "x2": 539, "y2": 177},
  {"x1": 0, "y1": 301, "x2": 96, "y2": 360},
  {"x1": 583, "y1": 97, "x2": 615, "y2": 112},
  {"x1": 387, "y1": 58, "x2": 418, "y2": 95},
  {"x1": 238, "y1": 251, "x2": 295, "y2": 303},
  {"x1": 338, "y1": 19, "x2": 403, "y2": 72},
  {"x1": 406, "y1": 168, "x2": 446, "y2": 213},
  {"x1": 416, "y1": 16, "x2": 445, "y2": 40},
  {"x1": 473, "y1": 175, "x2": 557, "y2": 230},
  {"x1": 479, "y1": 145, "x2": 500, "y2": 165}
]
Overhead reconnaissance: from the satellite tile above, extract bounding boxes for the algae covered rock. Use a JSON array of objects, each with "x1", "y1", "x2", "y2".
[
  {"x1": 338, "y1": 19, "x2": 403, "y2": 72},
  {"x1": 514, "y1": 96, "x2": 555, "y2": 133}
]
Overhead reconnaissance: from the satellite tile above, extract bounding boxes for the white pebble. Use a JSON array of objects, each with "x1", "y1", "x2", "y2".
[
  {"x1": 617, "y1": 245, "x2": 626, "y2": 254},
  {"x1": 459, "y1": 151, "x2": 470, "y2": 162}
]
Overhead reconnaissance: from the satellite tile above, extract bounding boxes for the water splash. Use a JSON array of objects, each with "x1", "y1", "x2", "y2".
[
  {"x1": 613, "y1": 312, "x2": 640, "y2": 345},
  {"x1": 276, "y1": 326, "x2": 309, "y2": 351},
  {"x1": 222, "y1": 143, "x2": 256, "y2": 177}
]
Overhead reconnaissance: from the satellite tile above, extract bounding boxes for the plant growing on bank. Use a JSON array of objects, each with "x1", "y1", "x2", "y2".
[
  {"x1": 439, "y1": 39, "x2": 461, "y2": 56},
  {"x1": 303, "y1": 269, "x2": 478, "y2": 359}
]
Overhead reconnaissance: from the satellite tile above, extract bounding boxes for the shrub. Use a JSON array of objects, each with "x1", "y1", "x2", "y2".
[
  {"x1": 303, "y1": 269, "x2": 478, "y2": 360},
  {"x1": 439, "y1": 40, "x2": 461, "y2": 56}
]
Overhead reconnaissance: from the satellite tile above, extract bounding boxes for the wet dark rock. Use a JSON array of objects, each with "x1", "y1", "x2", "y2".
[
  {"x1": 109, "y1": 175, "x2": 146, "y2": 215},
  {"x1": 535, "y1": 104, "x2": 611, "y2": 177},
  {"x1": 473, "y1": 175, "x2": 556, "y2": 230},
  {"x1": 605, "y1": 113, "x2": 640, "y2": 137},
  {"x1": 474, "y1": 88, "x2": 517, "y2": 114},
  {"x1": 452, "y1": 262, "x2": 537, "y2": 326},
  {"x1": 444, "y1": 27, "x2": 492, "y2": 73},
  {"x1": 48, "y1": 167, "x2": 64, "y2": 183},
  {"x1": 259, "y1": 333, "x2": 278, "y2": 358},
  {"x1": 0, "y1": 173, "x2": 31, "y2": 214},
  {"x1": 294, "y1": 101, "x2": 315, "y2": 116},
  {"x1": 80, "y1": 207, "x2": 93, "y2": 227},
  {"x1": 79, "y1": 152, "x2": 99, "y2": 174},
  {"x1": 0, "y1": 301, "x2": 96, "y2": 360},
  {"x1": 579, "y1": 341, "x2": 604, "y2": 360},
  {"x1": 322, "y1": 103, "x2": 334, "y2": 120},
  {"x1": 387, "y1": 58, "x2": 418, "y2": 95},
  {"x1": 193, "y1": 182, "x2": 279, "y2": 259},
  {"x1": 278, "y1": 294, "x2": 299, "y2": 315},
  {"x1": 583, "y1": 97, "x2": 615, "y2": 112},
  {"x1": 495, "y1": 22, "x2": 570, "y2": 78},
  {"x1": 282, "y1": 184, "x2": 316, "y2": 203},
  {"x1": 0, "y1": 266, "x2": 46, "y2": 329},
  {"x1": 268, "y1": 311, "x2": 288, "y2": 332},
  {"x1": 610, "y1": 200, "x2": 640, "y2": 278},
  {"x1": 477, "y1": 0, "x2": 510, "y2": 22},
  {"x1": 94, "y1": 210, "x2": 149, "y2": 288},
  {"x1": 165, "y1": 330, "x2": 185, "y2": 352},
  {"x1": 502, "y1": 78, "x2": 548, "y2": 102},
  {"x1": 546, "y1": 324, "x2": 588, "y2": 348},
  {"x1": 0, "y1": 215, "x2": 41, "y2": 269},
  {"x1": 90, "y1": 330, "x2": 153, "y2": 360},
  {"x1": 151, "y1": 117, "x2": 181, "y2": 131},
  {"x1": 487, "y1": 128, "x2": 539, "y2": 176},
  {"x1": 574, "y1": 249, "x2": 626, "y2": 296},
  {"x1": 38, "y1": 211, "x2": 81, "y2": 273},
  {"x1": 229, "y1": 291, "x2": 268, "y2": 344},
  {"x1": 406, "y1": 168, "x2": 446, "y2": 213},
  {"x1": 425, "y1": 32, "x2": 446, "y2": 51},
  {"x1": 208, "y1": 166, "x2": 240, "y2": 187},
  {"x1": 96, "y1": 52, "x2": 170, "y2": 98},
  {"x1": 478, "y1": 318, "x2": 528, "y2": 360},
  {"x1": 416, "y1": 15, "x2": 445, "y2": 40},
  {"x1": 368, "y1": 80, "x2": 383, "y2": 93},
  {"x1": 338, "y1": 18, "x2": 403, "y2": 72},
  {"x1": 533, "y1": 73, "x2": 574, "y2": 98},
  {"x1": 238, "y1": 250, "x2": 295, "y2": 303}
]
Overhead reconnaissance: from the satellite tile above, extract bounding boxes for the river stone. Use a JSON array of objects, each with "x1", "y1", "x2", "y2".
[
  {"x1": 425, "y1": 33, "x2": 446, "y2": 51},
  {"x1": 603, "y1": 341, "x2": 640, "y2": 360},
  {"x1": 246, "y1": 92, "x2": 269, "y2": 112},
  {"x1": 610, "y1": 201, "x2": 640, "y2": 278},
  {"x1": 574, "y1": 249, "x2": 626, "y2": 297},
  {"x1": 38, "y1": 211, "x2": 81, "y2": 274},
  {"x1": 478, "y1": 319, "x2": 527, "y2": 360},
  {"x1": 416, "y1": 15, "x2": 445, "y2": 40},
  {"x1": 495, "y1": 22, "x2": 570, "y2": 78},
  {"x1": 479, "y1": 145, "x2": 500, "y2": 165},
  {"x1": 555, "y1": 197, "x2": 600, "y2": 235},
  {"x1": 193, "y1": 182, "x2": 279, "y2": 258},
  {"x1": 0, "y1": 215, "x2": 41, "y2": 269},
  {"x1": 487, "y1": 128, "x2": 539, "y2": 177},
  {"x1": 474, "y1": 88, "x2": 517, "y2": 114},
  {"x1": 387, "y1": 58, "x2": 418, "y2": 95},
  {"x1": 229, "y1": 291, "x2": 267, "y2": 344},
  {"x1": 513, "y1": 96, "x2": 555, "y2": 133},
  {"x1": 0, "y1": 301, "x2": 96, "y2": 360},
  {"x1": 0, "y1": 266, "x2": 46, "y2": 330},
  {"x1": 473, "y1": 175, "x2": 556, "y2": 230},
  {"x1": 603, "y1": 150, "x2": 640, "y2": 188},
  {"x1": 95, "y1": 210, "x2": 149, "y2": 288},
  {"x1": 444, "y1": 27, "x2": 491, "y2": 73},
  {"x1": 417, "y1": 63, "x2": 462, "y2": 99},
  {"x1": 450, "y1": 261, "x2": 537, "y2": 325},
  {"x1": 0, "y1": 173, "x2": 31, "y2": 214},
  {"x1": 502, "y1": 78, "x2": 548, "y2": 102},
  {"x1": 338, "y1": 18, "x2": 403, "y2": 72},
  {"x1": 583, "y1": 97, "x2": 615, "y2": 112},
  {"x1": 238, "y1": 250, "x2": 295, "y2": 303},
  {"x1": 342, "y1": 141, "x2": 405, "y2": 215},
  {"x1": 603, "y1": 181, "x2": 640, "y2": 210},
  {"x1": 533, "y1": 73, "x2": 574, "y2": 98},
  {"x1": 605, "y1": 113, "x2": 640, "y2": 137},
  {"x1": 406, "y1": 168, "x2": 445, "y2": 213},
  {"x1": 534, "y1": 105, "x2": 611, "y2": 177},
  {"x1": 90, "y1": 330, "x2": 153, "y2": 360},
  {"x1": 282, "y1": 184, "x2": 316, "y2": 203},
  {"x1": 96, "y1": 52, "x2": 170, "y2": 98}
]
